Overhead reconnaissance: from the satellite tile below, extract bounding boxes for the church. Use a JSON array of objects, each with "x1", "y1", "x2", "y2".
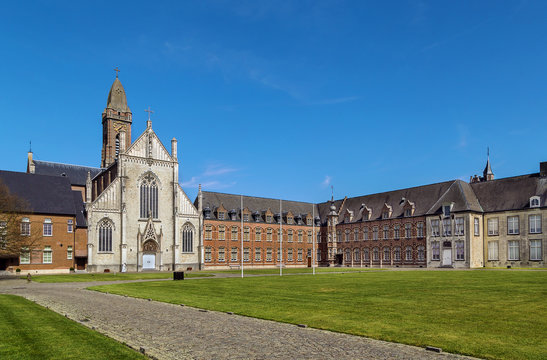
[{"x1": 26, "y1": 74, "x2": 201, "y2": 272}]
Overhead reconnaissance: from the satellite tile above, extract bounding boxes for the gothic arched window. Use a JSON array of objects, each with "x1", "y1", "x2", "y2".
[
  {"x1": 140, "y1": 175, "x2": 158, "y2": 219},
  {"x1": 182, "y1": 224, "x2": 194, "y2": 253},
  {"x1": 98, "y1": 219, "x2": 113, "y2": 252}
]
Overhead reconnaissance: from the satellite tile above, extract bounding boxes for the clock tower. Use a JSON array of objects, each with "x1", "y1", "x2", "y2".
[{"x1": 101, "y1": 70, "x2": 132, "y2": 168}]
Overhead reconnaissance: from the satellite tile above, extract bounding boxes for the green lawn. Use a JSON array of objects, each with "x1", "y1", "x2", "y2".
[
  {"x1": 0, "y1": 294, "x2": 144, "y2": 360},
  {"x1": 91, "y1": 270, "x2": 547, "y2": 360},
  {"x1": 27, "y1": 272, "x2": 212, "y2": 283}
]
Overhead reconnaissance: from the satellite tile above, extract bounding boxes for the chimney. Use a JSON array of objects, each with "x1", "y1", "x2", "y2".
[
  {"x1": 198, "y1": 184, "x2": 203, "y2": 213},
  {"x1": 171, "y1": 138, "x2": 177, "y2": 160},
  {"x1": 119, "y1": 130, "x2": 126, "y2": 154},
  {"x1": 27, "y1": 151, "x2": 35, "y2": 173},
  {"x1": 540, "y1": 162, "x2": 547, "y2": 178}
]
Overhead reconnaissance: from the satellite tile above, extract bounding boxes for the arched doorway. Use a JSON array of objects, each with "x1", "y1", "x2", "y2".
[{"x1": 142, "y1": 240, "x2": 158, "y2": 270}]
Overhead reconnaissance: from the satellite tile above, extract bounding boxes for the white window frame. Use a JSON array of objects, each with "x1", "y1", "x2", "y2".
[
  {"x1": 205, "y1": 247, "x2": 212, "y2": 262},
  {"x1": 255, "y1": 247, "x2": 261, "y2": 262},
  {"x1": 218, "y1": 247, "x2": 225, "y2": 262},
  {"x1": 474, "y1": 218, "x2": 480, "y2": 236},
  {"x1": 67, "y1": 219, "x2": 73, "y2": 233},
  {"x1": 529, "y1": 215, "x2": 542, "y2": 234},
  {"x1": 67, "y1": 246, "x2": 73, "y2": 260},
  {"x1": 487, "y1": 218, "x2": 499, "y2": 236},
  {"x1": 43, "y1": 218, "x2": 52, "y2": 237},
  {"x1": 488, "y1": 241, "x2": 499, "y2": 261},
  {"x1": 508, "y1": 240, "x2": 519, "y2": 261},
  {"x1": 455, "y1": 217, "x2": 464, "y2": 236},
  {"x1": 530, "y1": 240, "x2": 542, "y2": 261},
  {"x1": 455, "y1": 240, "x2": 464, "y2": 260},
  {"x1": 431, "y1": 241, "x2": 440, "y2": 261},
  {"x1": 507, "y1": 216, "x2": 519, "y2": 235},
  {"x1": 43, "y1": 246, "x2": 52, "y2": 264}
]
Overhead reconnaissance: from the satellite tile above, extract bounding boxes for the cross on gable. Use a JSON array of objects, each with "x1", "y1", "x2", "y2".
[
  {"x1": 114, "y1": 67, "x2": 120, "y2": 78},
  {"x1": 145, "y1": 106, "x2": 154, "y2": 121}
]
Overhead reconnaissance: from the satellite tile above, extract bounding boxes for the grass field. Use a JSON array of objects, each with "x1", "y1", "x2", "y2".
[
  {"x1": 27, "y1": 272, "x2": 212, "y2": 283},
  {"x1": 91, "y1": 270, "x2": 547, "y2": 360},
  {"x1": 0, "y1": 294, "x2": 144, "y2": 359}
]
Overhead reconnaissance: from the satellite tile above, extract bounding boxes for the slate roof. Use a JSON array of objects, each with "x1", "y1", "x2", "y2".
[
  {"x1": 0, "y1": 170, "x2": 76, "y2": 216},
  {"x1": 72, "y1": 191, "x2": 87, "y2": 227},
  {"x1": 316, "y1": 180, "x2": 462, "y2": 224},
  {"x1": 199, "y1": 191, "x2": 318, "y2": 222},
  {"x1": 470, "y1": 173, "x2": 547, "y2": 212},
  {"x1": 33, "y1": 160, "x2": 102, "y2": 186}
]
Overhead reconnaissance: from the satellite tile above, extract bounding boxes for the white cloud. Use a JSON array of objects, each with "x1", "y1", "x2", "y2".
[
  {"x1": 322, "y1": 175, "x2": 331, "y2": 187},
  {"x1": 180, "y1": 163, "x2": 238, "y2": 190}
]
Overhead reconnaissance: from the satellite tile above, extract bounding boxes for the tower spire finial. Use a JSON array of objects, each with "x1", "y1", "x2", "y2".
[
  {"x1": 487, "y1": 146, "x2": 490, "y2": 158},
  {"x1": 29, "y1": 140, "x2": 32, "y2": 153},
  {"x1": 114, "y1": 67, "x2": 120, "y2": 78},
  {"x1": 331, "y1": 185, "x2": 334, "y2": 201}
]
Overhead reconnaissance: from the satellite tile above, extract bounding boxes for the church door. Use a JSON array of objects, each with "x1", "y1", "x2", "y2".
[{"x1": 143, "y1": 254, "x2": 155, "y2": 269}]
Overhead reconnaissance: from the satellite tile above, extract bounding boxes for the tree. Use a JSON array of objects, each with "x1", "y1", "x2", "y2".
[{"x1": 0, "y1": 179, "x2": 40, "y2": 258}]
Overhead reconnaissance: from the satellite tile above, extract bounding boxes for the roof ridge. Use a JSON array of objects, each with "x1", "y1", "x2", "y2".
[
  {"x1": 201, "y1": 190, "x2": 316, "y2": 205},
  {"x1": 34, "y1": 159, "x2": 101, "y2": 170}
]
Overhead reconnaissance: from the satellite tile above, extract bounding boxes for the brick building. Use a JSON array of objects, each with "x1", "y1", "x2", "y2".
[
  {"x1": 0, "y1": 170, "x2": 87, "y2": 273},
  {"x1": 197, "y1": 191, "x2": 320, "y2": 269}
]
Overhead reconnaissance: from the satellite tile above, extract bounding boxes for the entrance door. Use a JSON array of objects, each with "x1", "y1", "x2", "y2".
[
  {"x1": 143, "y1": 254, "x2": 155, "y2": 269},
  {"x1": 442, "y1": 249, "x2": 452, "y2": 266},
  {"x1": 335, "y1": 254, "x2": 343, "y2": 265}
]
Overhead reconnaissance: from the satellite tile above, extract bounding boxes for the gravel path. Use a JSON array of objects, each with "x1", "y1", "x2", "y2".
[{"x1": 0, "y1": 278, "x2": 477, "y2": 360}]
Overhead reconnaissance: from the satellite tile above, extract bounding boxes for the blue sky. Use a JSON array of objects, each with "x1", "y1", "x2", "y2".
[{"x1": 1, "y1": 1, "x2": 546, "y2": 202}]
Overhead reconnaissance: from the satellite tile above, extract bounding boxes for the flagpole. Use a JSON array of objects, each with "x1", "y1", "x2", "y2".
[
  {"x1": 280, "y1": 199, "x2": 283, "y2": 276},
  {"x1": 241, "y1": 195, "x2": 244, "y2": 278},
  {"x1": 312, "y1": 205, "x2": 315, "y2": 275}
]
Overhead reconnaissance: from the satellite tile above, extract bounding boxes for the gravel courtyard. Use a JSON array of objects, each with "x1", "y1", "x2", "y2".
[{"x1": 0, "y1": 278, "x2": 477, "y2": 360}]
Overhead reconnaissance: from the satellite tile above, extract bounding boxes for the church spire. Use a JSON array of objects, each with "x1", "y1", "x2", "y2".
[
  {"x1": 101, "y1": 71, "x2": 133, "y2": 168},
  {"x1": 483, "y1": 147, "x2": 494, "y2": 181}
]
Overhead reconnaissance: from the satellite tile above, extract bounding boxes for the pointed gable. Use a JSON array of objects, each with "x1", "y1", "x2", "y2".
[{"x1": 125, "y1": 127, "x2": 173, "y2": 162}]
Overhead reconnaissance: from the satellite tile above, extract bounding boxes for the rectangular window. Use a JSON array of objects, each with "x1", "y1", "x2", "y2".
[
  {"x1": 230, "y1": 247, "x2": 238, "y2": 262},
  {"x1": 286, "y1": 229, "x2": 292, "y2": 242},
  {"x1": 266, "y1": 215, "x2": 272, "y2": 223},
  {"x1": 530, "y1": 240, "x2": 542, "y2": 261},
  {"x1": 20, "y1": 250, "x2": 30, "y2": 264},
  {"x1": 205, "y1": 247, "x2": 212, "y2": 262},
  {"x1": 243, "y1": 214, "x2": 249, "y2": 222},
  {"x1": 345, "y1": 230, "x2": 350, "y2": 242},
  {"x1": 255, "y1": 228, "x2": 262, "y2": 241},
  {"x1": 394, "y1": 225, "x2": 400, "y2": 239},
  {"x1": 67, "y1": 219, "x2": 73, "y2": 233},
  {"x1": 243, "y1": 227, "x2": 250, "y2": 241},
  {"x1": 383, "y1": 226, "x2": 389, "y2": 239},
  {"x1": 474, "y1": 218, "x2": 480, "y2": 236},
  {"x1": 307, "y1": 218, "x2": 312, "y2": 226},
  {"x1": 43, "y1": 218, "x2": 52, "y2": 237},
  {"x1": 373, "y1": 227, "x2": 378, "y2": 240},
  {"x1": 266, "y1": 228, "x2": 272, "y2": 241},
  {"x1": 507, "y1": 216, "x2": 519, "y2": 235},
  {"x1": 317, "y1": 249, "x2": 321, "y2": 261},
  {"x1": 205, "y1": 225, "x2": 212, "y2": 240},
  {"x1": 508, "y1": 240, "x2": 519, "y2": 261},
  {"x1": 529, "y1": 215, "x2": 542, "y2": 234},
  {"x1": 418, "y1": 246, "x2": 425, "y2": 261},
  {"x1": 363, "y1": 228, "x2": 368, "y2": 240},
  {"x1": 431, "y1": 241, "x2": 440, "y2": 261},
  {"x1": 231, "y1": 227, "x2": 238, "y2": 241},
  {"x1": 307, "y1": 231, "x2": 312, "y2": 243},
  {"x1": 442, "y1": 219, "x2": 451, "y2": 236},
  {"x1": 354, "y1": 228, "x2": 359, "y2": 241},
  {"x1": 266, "y1": 248, "x2": 272, "y2": 262},
  {"x1": 298, "y1": 230, "x2": 303, "y2": 243},
  {"x1": 298, "y1": 249, "x2": 303, "y2": 261},
  {"x1": 488, "y1": 241, "x2": 499, "y2": 260},
  {"x1": 218, "y1": 212, "x2": 225, "y2": 220},
  {"x1": 243, "y1": 247, "x2": 250, "y2": 262},
  {"x1": 455, "y1": 217, "x2": 464, "y2": 236},
  {"x1": 43, "y1": 246, "x2": 52, "y2": 264},
  {"x1": 287, "y1": 248, "x2": 293, "y2": 262},
  {"x1": 405, "y1": 223, "x2": 411, "y2": 239},
  {"x1": 488, "y1": 218, "x2": 499, "y2": 236},
  {"x1": 277, "y1": 249, "x2": 282, "y2": 262},
  {"x1": 218, "y1": 226, "x2": 225, "y2": 240},
  {"x1": 67, "y1": 246, "x2": 73, "y2": 260},
  {"x1": 417, "y1": 222, "x2": 424, "y2": 238},
  {"x1": 218, "y1": 247, "x2": 225, "y2": 262},
  {"x1": 456, "y1": 240, "x2": 464, "y2": 260},
  {"x1": 255, "y1": 248, "x2": 261, "y2": 262},
  {"x1": 431, "y1": 220, "x2": 439, "y2": 237},
  {"x1": 317, "y1": 232, "x2": 321, "y2": 243}
]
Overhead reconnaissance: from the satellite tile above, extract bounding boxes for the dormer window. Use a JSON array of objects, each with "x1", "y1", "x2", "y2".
[
  {"x1": 404, "y1": 209, "x2": 412, "y2": 217},
  {"x1": 287, "y1": 217, "x2": 293, "y2": 225},
  {"x1": 218, "y1": 212, "x2": 225, "y2": 220},
  {"x1": 442, "y1": 204, "x2": 453, "y2": 217},
  {"x1": 306, "y1": 217, "x2": 312, "y2": 226},
  {"x1": 382, "y1": 211, "x2": 389, "y2": 219},
  {"x1": 229, "y1": 210, "x2": 237, "y2": 221},
  {"x1": 253, "y1": 212, "x2": 261, "y2": 222},
  {"x1": 381, "y1": 204, "x2": 392, "y2": 219},
  {"x1": 530, "y1": 196, "x2": 540, "y2": 208},
  {"x1": 266, "y1": 215, "x2": 272, "y2": 223},
  {"x1": 243, "y1": 214, "x2": 249, "y2": 222}
]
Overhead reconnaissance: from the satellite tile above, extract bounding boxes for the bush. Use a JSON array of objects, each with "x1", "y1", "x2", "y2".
[
  {"x1": 69, "y1": 267, "x2": 75, "y2": 272},
  {"x1": 15, "y1": 268, "x2": 21, "y2": 273}
]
